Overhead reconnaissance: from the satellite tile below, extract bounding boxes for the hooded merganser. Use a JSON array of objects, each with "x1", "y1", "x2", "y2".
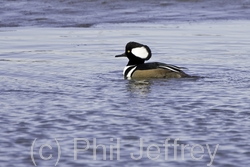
[{"x1": 115, "y1": 42, "x2": 190, "y2": 79}]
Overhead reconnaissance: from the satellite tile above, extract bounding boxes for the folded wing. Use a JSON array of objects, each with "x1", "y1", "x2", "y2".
[{"x1": 136, "y1": 62, "x2": 186, "y2": 73}]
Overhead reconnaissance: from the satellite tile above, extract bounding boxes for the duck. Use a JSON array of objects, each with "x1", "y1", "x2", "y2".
[{"x1": 115, "y1": 42, "x2": 190, "y2": 79}]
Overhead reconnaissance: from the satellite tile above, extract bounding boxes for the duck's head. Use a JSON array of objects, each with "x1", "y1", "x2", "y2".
[{"x1": 115, "y1": 42, "x2": 152, "y2": 65}]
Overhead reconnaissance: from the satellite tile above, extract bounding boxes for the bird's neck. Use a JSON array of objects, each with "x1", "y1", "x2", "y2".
[{"x1": 127, "y1": 59, "x2": 145, "y2": 66}]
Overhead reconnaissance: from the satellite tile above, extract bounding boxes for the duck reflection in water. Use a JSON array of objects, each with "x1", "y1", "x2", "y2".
[{"x1": 126, "y1": 79, "x2": 152, "y2": 95}]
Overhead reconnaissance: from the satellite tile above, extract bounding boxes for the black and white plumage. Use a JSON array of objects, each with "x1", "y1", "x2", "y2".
[{"x1": 115, "y1": 42, "x2": 190, "y2": 79}]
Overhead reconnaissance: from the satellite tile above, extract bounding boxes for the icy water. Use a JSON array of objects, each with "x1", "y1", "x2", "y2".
[{"x1": 1, "y1": 0, "x2": 250, "y2": 167}]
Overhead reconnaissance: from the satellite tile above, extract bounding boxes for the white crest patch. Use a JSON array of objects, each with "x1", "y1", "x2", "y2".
[{"x1": 131, "y1": 47, "x2": 148, "y2": 59}]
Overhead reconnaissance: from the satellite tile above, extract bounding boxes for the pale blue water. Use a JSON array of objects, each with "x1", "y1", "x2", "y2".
[
  {"x1": 1, "y1": 0, "x2": 250, "y2": 27},
  {"x1": 1, "y1": 0, "x2": 250, "y2": 166},
  {"x1": 1, "y1": 21, "x2": 250, "y2": 167}
]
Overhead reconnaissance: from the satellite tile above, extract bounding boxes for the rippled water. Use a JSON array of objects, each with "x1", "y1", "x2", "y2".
[
  {"x1": 1, "y1": 0, "x2": 250, "y2": 27},
  {"x1": 1, "y1": 21, "x2": 250, "y2": 167},
  {"x1": 1, "y1": 1, "x2": 250, "y2": 167}
]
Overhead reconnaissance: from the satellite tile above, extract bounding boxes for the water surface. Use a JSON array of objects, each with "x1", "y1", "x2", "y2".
[{"x1": 1, "y1": 21, "x2": 250, "y2": 167}]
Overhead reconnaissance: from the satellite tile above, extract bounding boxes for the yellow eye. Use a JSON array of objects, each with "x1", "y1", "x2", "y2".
[{"x1": 127, "y1": 50, "x2": 130, "y2": 53}]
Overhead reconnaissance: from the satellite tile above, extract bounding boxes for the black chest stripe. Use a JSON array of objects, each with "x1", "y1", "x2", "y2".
[{"x1": 124, "y1": 66, "x2": 137, "y2": 77}]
